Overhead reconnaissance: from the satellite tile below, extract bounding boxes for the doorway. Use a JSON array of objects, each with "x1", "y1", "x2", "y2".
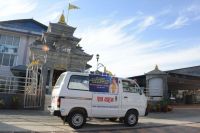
[{"x1": 52, "y1": 70, "x2": 66, "y2": 86}]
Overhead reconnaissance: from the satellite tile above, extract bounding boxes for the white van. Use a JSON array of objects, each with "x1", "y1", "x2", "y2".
[{"x1": 49, "y1": 71, "x2": 148, "y2": 129}]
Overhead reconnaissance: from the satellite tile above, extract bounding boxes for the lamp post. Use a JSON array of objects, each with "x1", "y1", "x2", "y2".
[
  {"x1": 96, "y1": 54, "x2": 99, "y2": 71},
  {"x1": 96, "y1": 54, "x2": 107, "y2": 74},
  {"x1": 42, "y1": 45, "x2": 49, "y2": 63}
]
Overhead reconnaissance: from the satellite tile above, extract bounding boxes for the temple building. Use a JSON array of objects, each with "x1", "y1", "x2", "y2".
[{"x1": 29, "y1": 13, "x2": 93, "y2": 94}]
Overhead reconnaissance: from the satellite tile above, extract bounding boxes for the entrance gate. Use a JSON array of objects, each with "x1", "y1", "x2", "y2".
[{"x1": 24, "y1": 63, "x2": 43, "y2": 109}]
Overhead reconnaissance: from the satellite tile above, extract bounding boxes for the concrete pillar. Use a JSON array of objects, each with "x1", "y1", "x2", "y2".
[
  {"x1": 41, "y1": 64, "x2": 48, "y2": 110},
  {"x1": 48, "y1": 68, "x2": 54, "y2": 94}
]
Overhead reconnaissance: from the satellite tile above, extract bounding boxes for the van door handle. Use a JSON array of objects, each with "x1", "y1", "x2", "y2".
[{"x1": 124, "y1": 96, "x2": 128, "y2": 98}]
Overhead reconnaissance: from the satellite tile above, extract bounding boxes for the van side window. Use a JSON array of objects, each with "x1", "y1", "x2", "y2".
[
  {"x1": 122, "y1": 80, "x2": 139, "y2": 93},
  {"x1": 68, "y1": 75, "x2": 89, "y2": 91}
]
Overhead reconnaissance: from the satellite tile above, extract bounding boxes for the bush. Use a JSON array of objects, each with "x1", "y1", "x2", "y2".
[
  {"x1": 148, "y1": 99, "x2": 173, "y2": 113},
  {"x1": 0, "y1": 99, "x2": 5, "y2": 108},
  {"x1": 11, "y1": 96, "x2": 19, "y2": 109},
  {"x1": 160, "y1": 99, "x2": 172, "y2": 112}
]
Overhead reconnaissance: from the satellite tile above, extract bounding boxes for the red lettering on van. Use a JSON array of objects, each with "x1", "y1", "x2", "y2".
[{"x1": 97, "y1": 96, "x2": 103, "y2": 102}]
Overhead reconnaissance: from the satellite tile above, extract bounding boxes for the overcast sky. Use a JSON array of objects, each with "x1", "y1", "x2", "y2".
[{"x1": 0, "y1": 0, "x2": 200, "y2": 77}]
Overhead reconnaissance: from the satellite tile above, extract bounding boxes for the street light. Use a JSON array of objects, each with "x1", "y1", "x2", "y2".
[
  {"x1": 96, "y1": 54, "x2": 99, "y2": 71},
  {"x1": 95, "y1": 54, "x2": 106, "y2": 73},
  {"x1": 42, "y1": 45, "x2": 49, "y2": 63},
  {"x1": 42, "y1": 45, "x2": 49, "y2": 52},
  {"x1": 96, "y1": 54, "x2": 99, "y2": 63}
]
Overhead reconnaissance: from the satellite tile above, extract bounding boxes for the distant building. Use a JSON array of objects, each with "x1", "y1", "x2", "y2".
[
  {"x1": 129, "y1": 65, "x2": 200, "y2": 104},
  {"x1": 0, "y1": 19, "x2": 47, "y2": 76}
]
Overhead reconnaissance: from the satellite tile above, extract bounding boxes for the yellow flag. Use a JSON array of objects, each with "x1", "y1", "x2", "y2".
[{"x1": 68, "y1": 3, "x2": 80, "y2": 10}]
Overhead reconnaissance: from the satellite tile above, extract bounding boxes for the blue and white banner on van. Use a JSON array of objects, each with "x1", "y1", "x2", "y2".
[{"x1": 89, "y1": 74, "x2": 119, "y2": 94}]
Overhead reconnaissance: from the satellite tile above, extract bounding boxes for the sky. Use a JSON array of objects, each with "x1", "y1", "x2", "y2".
[{"x1": 0, "y1": 0, "x2": 200, "y2": 77}]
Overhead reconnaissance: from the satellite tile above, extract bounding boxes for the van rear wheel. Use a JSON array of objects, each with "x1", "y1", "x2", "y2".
[
  {"x1": 67, "y1": 111, "x2": 86, "y2": 129},
  {"x1": 124, "y1": 111, "x2": 138, "y2": 126}
]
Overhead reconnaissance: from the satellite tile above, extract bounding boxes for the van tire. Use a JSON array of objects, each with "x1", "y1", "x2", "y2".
[
  {"x1": 67, "y1": 111, "x2": 86, "y2": 129},
  {"x1": 119, "y1": 117, "x2": 124, "y2": 123},
  {"x1": 124, "y1": 110, "x2": 138, "y2": 126},
  {"x1": 109, "y1": 118, "x2": 117, "y2": 122}
]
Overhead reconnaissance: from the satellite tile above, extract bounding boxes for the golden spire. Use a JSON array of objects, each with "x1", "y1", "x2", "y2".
[
  {"x1": 155, "y1": 64, "x2": 159, "y2": 70},
  {"x1": 58, "y1": 11, "x2": 66, "y2": 25}
]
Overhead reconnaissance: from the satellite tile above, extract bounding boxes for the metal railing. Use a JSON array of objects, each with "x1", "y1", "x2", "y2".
[
  {"x1": 0, "y1": 75, "x2": 37, "y2": 94},
  {"x1": 0, "y1": 65, "x2": 43, "y2": 108}
]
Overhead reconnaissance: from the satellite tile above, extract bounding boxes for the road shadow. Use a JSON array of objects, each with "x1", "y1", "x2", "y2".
[
  {"x1": 0, "y1": 122, "x2": 31, "y2": 133},
  {"x1": 146, "y1": 108, "x2": 200, "y2": 123},
  {"x1": 73, "y1": 119, "x2": 169, "y2": 132},
  {"x1": 0, "y1": 110, "x2": 50, "y2": 116}
]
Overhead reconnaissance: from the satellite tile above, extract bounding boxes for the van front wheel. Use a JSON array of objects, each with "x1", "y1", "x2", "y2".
[
  {"x1": 68, "y1": 111, "x2": 86, "y2": 129},
  {"x1": 124, "y1": 111, "x2": 138, "y2": 126}
]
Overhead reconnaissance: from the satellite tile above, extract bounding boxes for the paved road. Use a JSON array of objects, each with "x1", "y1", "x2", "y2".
[{"x1": 0, "y1": 107, "x2": 200, "y2": 133}]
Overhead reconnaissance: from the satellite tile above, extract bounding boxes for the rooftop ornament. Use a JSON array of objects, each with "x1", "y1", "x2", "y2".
[{"x1": 58, "y1": 11, "x2": 66, "y2": 25}]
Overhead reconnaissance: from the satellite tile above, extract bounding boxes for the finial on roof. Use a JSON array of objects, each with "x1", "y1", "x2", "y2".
[
  {"x1": 155, "y1": 64, "x2": 159, "y2": 70},
  {"x1": 58, "y1": 11, "x2": 66, "y2": 25}
]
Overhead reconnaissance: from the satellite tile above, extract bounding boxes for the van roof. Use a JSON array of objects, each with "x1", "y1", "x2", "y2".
[{"x1": 63, "y1": 71, "x2": 135, "y2": 81}]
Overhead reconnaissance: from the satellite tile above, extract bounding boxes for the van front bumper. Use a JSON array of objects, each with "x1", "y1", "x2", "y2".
[{"x1": 53, "y1": 110, "x2": 61, "y2": 117}]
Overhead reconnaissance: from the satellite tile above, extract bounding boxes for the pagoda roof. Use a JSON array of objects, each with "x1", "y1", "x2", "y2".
[
  {"x1": 43, "y1": 32, "x2": 81, "y2": 43},
  {"x1": 72, "y1": 48, "x2": 92, "y2": 57},
  {"x1": 48, "y1": 23, "x2": 76, "y2": 36}
]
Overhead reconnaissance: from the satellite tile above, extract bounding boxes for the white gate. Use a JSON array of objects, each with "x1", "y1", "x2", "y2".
[{"x1": 24, "y1": 64, "x2": 43, "y2": 109}]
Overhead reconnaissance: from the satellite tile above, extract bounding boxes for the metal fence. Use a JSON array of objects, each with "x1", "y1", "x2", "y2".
[
  {"x1": 0, "y1": 75, "x2": 28, "y2": 94},
  {"x1": 24, "y1": 67, "x2": 43, "y2": 108},
  {"x1": 0, "y1": 66, "x2": 43, "y2": 109}
]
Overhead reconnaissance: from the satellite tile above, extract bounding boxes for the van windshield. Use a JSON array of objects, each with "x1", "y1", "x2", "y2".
[{"x1": 55, "y1": 74, "x2": 65, "y2": 87}]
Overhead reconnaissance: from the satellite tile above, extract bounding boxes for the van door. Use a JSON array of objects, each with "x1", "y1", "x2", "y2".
[
  {"x1": 59, "y1": 74, "x2": 92, "y2": 116},
  {"x1": 121, "y1": 80, "x2": 142, "y2": 115},
  {"x1": 90, "y1": 75, "x2": 120, "y2": 117}
]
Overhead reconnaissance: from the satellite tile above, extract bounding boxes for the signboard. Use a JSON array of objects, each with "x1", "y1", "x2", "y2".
[{"x1": 89, "y1": 74, "x2": 119, "y2": 94}]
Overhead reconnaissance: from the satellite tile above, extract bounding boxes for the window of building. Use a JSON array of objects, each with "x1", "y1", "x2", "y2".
[
  {"x1": 0, "y1": 34, "x2": 20, "y2": 66},
  {"x1": 68, "y1": 75, "x2": 89, "y2": 91},
  {"x1": 122, "y1": 80, "x2": 140, "y2": 93}
]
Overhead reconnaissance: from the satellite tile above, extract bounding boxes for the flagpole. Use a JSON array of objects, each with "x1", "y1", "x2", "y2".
[{"x1": 66, "y1": 3, "x2": 70, "y2": 24}]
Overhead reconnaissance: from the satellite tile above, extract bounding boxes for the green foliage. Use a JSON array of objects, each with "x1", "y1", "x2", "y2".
[
  {"x1": 12, "y1": 96, "x2": 19, "y2": 103},
  {"x1": 0, "y1": 99, "x2": 5, "y2": 108},
  {"x1": 148, "y1": 99, "x2": 173, "y2": 112},
  {"x1": 160, "y1": 99, "x2": 169, "y2": 107},
  {"x1": 11, "y1": 96, "x2": 19, "y2": 109}
]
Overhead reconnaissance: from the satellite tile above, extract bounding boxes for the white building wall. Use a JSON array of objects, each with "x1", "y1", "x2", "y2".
[
  {"x1": 17, "y1": 34, "x2": 38, "y2": 65},
  {"x1": 0, "y1": 29, "x2": 40, "y2": 77}
]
